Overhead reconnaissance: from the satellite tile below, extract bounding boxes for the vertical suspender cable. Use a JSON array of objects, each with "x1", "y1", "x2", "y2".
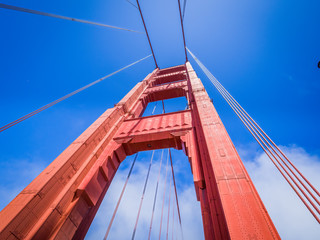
[
  {"x1": 187, "y1": 47, "x2": 320, "y2": 223},
  {"x1": 159, "y1": 150, "x2": 170, "y2": 240},
  {"x1": 103, "y1": 153, "x2": 139, "y2": 240},
  {"x1": 169, "y1": 149, "x2": 184, "y2": 239},
  {"x1": 172, "y1": 195, "x2": 175, "y2": 240},
  {"x1": 152, "y1": 101, "x2": 158, "y2": 115},
  {"x1": 135, "y1": 0, "x2": 159, "y2": 68},
  {"x1": 147, "y1": 100, "x2": 160, "y2": 239},
  {"x1": 132, "y1": 150, "x2": 155, "y2": 239},
  {"x1": 161, "y1": 98, "x2": 184, "y2": 239},
  {"x1": 161, "y1": 100, "x2": 166, "y2": 114},
  {"x1": 166, "y1": 169, "x2": 173, "y2": 240},
  {"x1": 148, "y1": 149, "x2": 164, "y2": 240}
]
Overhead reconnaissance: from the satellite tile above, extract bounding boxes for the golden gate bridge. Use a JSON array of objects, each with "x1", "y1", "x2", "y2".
[{"x1": 0, "y1": 1, "x2": 319, "y2": 239}]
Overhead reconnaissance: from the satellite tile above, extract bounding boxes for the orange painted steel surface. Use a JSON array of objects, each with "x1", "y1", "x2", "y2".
[{"x1": 0, "y1": 64, "x2": 280, "y2": 239}]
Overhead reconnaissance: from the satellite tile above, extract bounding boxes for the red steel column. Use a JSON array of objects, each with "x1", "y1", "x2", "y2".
[
  {"x1": 0, "y1": 69, "x2": 159, "y2": 240},
  {"x1": 185, "y1": 62, "x2": 280, "y2": 239}
]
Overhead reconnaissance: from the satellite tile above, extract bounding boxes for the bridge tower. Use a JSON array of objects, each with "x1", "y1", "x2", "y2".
[{"x1": 0, "y1": 63, "x2": 280, "y2": 239}]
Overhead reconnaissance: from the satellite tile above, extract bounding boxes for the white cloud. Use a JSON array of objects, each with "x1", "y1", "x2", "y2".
[
  {"x1": 2, "y1": 146, "x2": 319, "y2": 239},
  {"x1": 241, "y1": 145, "x2": 320, "y2": 240},
  {"x1": 87, "y1": 145, "x2": 320, "y2": 240},
  {"x1": 0, "y1": 158, "x2": 46, "y2": 211}
]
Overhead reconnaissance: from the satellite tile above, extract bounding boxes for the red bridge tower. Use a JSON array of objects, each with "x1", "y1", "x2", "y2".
[{"x1": 0, "y1": 63, "x2": 280, "y2": 239}]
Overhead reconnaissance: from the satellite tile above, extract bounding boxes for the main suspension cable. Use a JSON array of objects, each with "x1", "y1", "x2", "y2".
[
  {"x1": 177, "y1": 0, "x2": 188, "y2": 62},
  {"x1": 188, "y1": 48, "x2": 320, "y2": 202},
  {"x1": 188, "y1": 47, "x2": 319, "y2": 212},
  {"x1": 0, "y1": 54, "x2": 152, "y2": 133},
  {"x1": 187, "y1": 47, "x2": 320, "y2": 223},
  {"x1": 103, "y1": 153, "x2": 139, "y2": 240},
  {"x1": 135, "y1": 0, "x2": 159, "y2": 68},
  {"x1": 132, "y1": 150, "x2": 155, "y2": 239},
  {"x1": 0, "y1": 3, "x2": 143, "y2": 34}
]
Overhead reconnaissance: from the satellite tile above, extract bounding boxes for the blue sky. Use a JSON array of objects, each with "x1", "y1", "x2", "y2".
[{"x1": 0, "y1": 0, "x2": 320, "y2": 239}]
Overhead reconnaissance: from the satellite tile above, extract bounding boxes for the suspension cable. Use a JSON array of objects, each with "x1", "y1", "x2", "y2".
[
  {"x1": 177, "y1": 0, "x2": 188, "y2": 62},
  {"x1": 0, "y1": 3, "x2": 143, "y2": 34},
  {"x1": 166, "y1": 168, "x2": 173, "y2": 240},
  {"x1": 0, "y1": 54, "x2": 152, "y2": 133},
  {"x1": 187, "y1": 48, "x2": 320, "y2": 219},
  {"x1": 159, "y1": 150, "x2": 170, "y2": 240},
  {"x1": 146, "y1": 100, "x2": 161, "y2": 240},
  {"x1": 182, "y1": 0, "x2": 187, "y2": 21},
  {"x1": 187, "y1": 47, "x2": 320, "y2": 223},
  {"x1": 169, "y1": 149, "x2": 185, "y2": 239},
  {"x1": 188, "y1": 48, "x2": 320, "y2": 202},
  {"x1": 147, "y1": 149, "x2": 164, "y2": 239},
  {"x1": 132, "y1": 150, "x2": 155, "y2": 239},
  {"x1": 172, "y1": 194, "x2": 175, "y2": 240},
  {"x1": 103, "y1": 153, "x2": 139, "y2": 240},
  {"x1": 210, "y1": 68, "x2": 320, "y2": 204},
  {"x1": 135, "y1": 0, "x2": 159, "y2": 68},
  {"x1": 126, "y1": 0, "x2": 139, "y2": 10},
  {"x1": 161, "y1": 100, "x2": 166, "y2": 114},
  {"x1": 161, "y1": 98, "x2": 184, "y2": 239},
  {"x1": 152, "y1": 101, "x2": 158, "y2": 115}
]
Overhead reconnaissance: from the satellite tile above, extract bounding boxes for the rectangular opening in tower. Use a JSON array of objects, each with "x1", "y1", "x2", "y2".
[{"x1": 142, "y1": 97, "x2": 188, "y2": 117}]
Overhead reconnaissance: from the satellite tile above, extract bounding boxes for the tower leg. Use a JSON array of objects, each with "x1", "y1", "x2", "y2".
[{"x1": 185, "y1": 62, "x2": 280, "y2": 239}]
